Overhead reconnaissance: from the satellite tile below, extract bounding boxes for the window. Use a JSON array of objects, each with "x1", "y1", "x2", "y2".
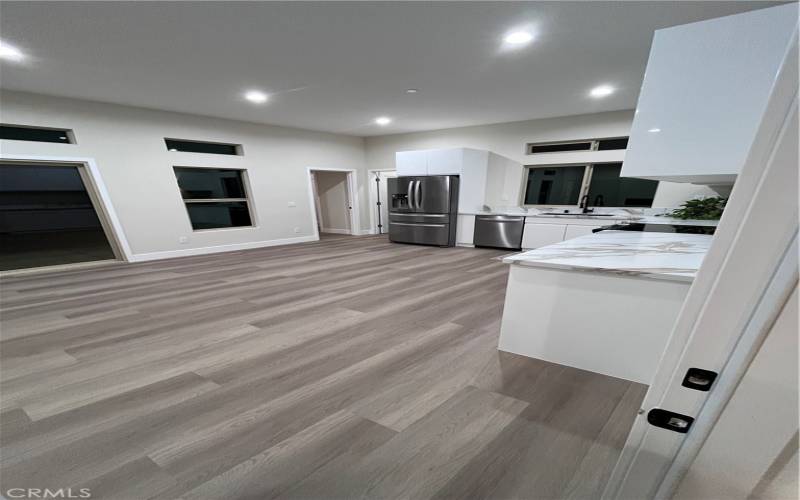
[
  {"x1": 173, "y1": 167, "x2": 253, "y2": 229},
  {"x1": 597, "y1": 137, "x2": 629, "y2": 151},
  {"x1": 527, "y1": 141, "x2": 593, "y2": 154},
  {"x1": 523, "y1": 166, "x2": 586, "y2": 205},
  {"x1": 1, "y1": 125, "x2": 74, "y2": 144},
  {"x1": 165, "y1": 138, "x2": 242, "y2": 156},
  {"x1": 526, "y1": 136, "x2": 629, "y2": 155},
  {"x1": 586, "y1": 163, "x2": 658, "y2": 207},
  {"x1": 522, "y1": 162, "x2": 658, "y2": 208}
]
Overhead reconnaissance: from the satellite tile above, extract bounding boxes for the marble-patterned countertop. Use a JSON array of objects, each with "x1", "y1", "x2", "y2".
[
  {"x1": 525, "y1": 213, "x2": 631, "y2": 220},
  {"x1": 630, "y1": 216, "x2": 719, "y2": 226},
  {"x1": 503, "y1": 230, "x2": 712, "y2": 283},
  {"x1": 459, "y1": 210, "x2": 530, "y2": 217},
  {"x1": 460, "y1": 210, "x2": 720, "y2": 226}
]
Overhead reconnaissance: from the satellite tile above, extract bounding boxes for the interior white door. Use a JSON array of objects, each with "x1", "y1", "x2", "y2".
[
  {"x1": 310, "y1": 172, "x2": 323, "y2": 232},
  {"x1": 672, "y1": 286, "x2": 798, "y2": 500},
  {"x1": 343, "y1": 175, "x2": 352, "y2": 232},
  {"x1": 603, "y1": 35, "x2": 798, "y2": 500}
]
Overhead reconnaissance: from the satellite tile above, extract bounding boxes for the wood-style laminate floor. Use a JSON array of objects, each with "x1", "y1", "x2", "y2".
[{"x1": 0, "y1": 234, "x2": 647, "y2": 500}]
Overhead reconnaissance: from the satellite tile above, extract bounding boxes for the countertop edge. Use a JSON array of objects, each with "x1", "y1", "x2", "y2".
[{"x1": 503, "y1": 258, "x2": 696, "y2": 284}]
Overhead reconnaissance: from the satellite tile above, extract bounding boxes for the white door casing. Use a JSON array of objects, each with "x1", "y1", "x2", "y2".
[
  {"x1": 306, "y1": 167, "x2": 360, "y2": 238},
  {"x1": 367, "y1": 169, "x2": 396, "y2": 235}
]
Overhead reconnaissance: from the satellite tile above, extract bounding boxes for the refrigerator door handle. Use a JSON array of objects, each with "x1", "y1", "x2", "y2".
[
  {"x1": 407, "y1": 180, "x2": 415, "y2": 209},
  {"x1": 415, "y1": 180, "x2": 422, "y2": 211}
]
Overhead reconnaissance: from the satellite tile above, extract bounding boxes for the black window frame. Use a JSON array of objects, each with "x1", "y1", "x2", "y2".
[
  {"x1": 521, "y1": 161, "x2": 657, "y2": 209},
  {"x1": 526, "y1": 136, "x2": 629, "y2": 155},
  {"x1": 173, "y1": 166, "x2": 254, "y2": 230}
]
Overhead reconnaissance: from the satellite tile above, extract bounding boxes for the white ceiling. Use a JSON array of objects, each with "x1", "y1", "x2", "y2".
[{"x1": 0, "y1": 1, "x2": 782, "y2": 136}]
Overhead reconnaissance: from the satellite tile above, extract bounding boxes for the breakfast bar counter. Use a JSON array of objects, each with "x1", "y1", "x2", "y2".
[{"x1": 498, "y1": 230, "x2": 712, "y2": 384}]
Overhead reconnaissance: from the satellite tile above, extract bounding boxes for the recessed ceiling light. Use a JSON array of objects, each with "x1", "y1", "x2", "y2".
[
  {"x1": 244, "y1": 90, "x2": 268, "y2": 104},
  {"x1": 406, "y1": 89, "x2": 419, "y2": 94},
  {"x1": 503, "y1": 31, "x2": 534, "y2": 46},
  {"x1": 374, "y1": 116, "x2": 392, "y2": 126},
  {"x1": 648, "y1": 128, "x2": 661, "y2": 133},
  {"x1": 589, "y1": 85, "x2": 615, "y2": 98},
  {"x1": 0, "y1": 41, "x2": 24, "y2": 62}
]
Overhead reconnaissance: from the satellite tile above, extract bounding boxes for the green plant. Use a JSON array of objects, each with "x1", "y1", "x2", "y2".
[{"x1": 667, "y1": 196, "x2": 727, "y2": 220}]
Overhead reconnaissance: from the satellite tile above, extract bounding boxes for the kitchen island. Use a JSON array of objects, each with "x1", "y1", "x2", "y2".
[{"x1": 497, "y1": 230, "x2": 712, "y2": 384}]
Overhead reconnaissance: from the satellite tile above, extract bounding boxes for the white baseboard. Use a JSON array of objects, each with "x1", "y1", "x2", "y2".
[
  {"x1": 321, "y1": 228, "x2": 351, "y2": 235},
  {"x1": 129, "y1": 235, "x2": 318, "y2": 262}
]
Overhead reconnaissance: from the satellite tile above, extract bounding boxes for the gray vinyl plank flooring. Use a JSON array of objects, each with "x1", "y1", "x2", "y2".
[{"x1": 0, "y1": 234, "x2": 646, "y2": 499}]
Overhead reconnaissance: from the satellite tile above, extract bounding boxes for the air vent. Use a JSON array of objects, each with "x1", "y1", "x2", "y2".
[
  {"x1": 0, "y1": 125, "x2": 74, "y2": 144},
  {"x1": 165, "y1": 138, "x2": 242, "y2": 156},
  {"x1": 527, "y1": 141, "x2": 593, "y2": 154}
]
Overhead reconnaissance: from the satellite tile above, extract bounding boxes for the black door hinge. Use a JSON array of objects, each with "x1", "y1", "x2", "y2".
[
  {"x1": 681, "y1": 368, "x2": 718, "y2": 391},
  {"x1": 647, "y1": 408, "x2": 694, "y2": 433}
]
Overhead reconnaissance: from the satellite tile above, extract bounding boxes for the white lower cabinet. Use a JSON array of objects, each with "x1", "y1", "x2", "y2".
[
  {"x1": 563, "y1": 224, "x2": 601, "y2": 240},
  {"x1": 456, "y1": 214, "x2": 475, "y2": 246},
  {"x1": 521, "y1": 223, "x2": 566, "y2": 249}
]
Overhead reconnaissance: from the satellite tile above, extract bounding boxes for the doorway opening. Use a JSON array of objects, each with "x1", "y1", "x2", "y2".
[
  {"x1": 308, "y1": 168, "x2": 357, "y2": 237},
  {"x1": 0, "y1": 161, "x2": 121, "y2": 271},
  {"x1": 369, "y1": 169, "x2": 397, "y2": 235}
]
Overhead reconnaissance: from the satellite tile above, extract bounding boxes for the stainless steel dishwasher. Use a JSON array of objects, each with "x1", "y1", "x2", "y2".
[{"x1": 473, "y1": 215, "x2": 525, "y2": 250}]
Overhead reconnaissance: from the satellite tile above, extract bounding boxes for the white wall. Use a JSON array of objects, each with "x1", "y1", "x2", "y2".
[
  {"x1": 364, "y1": 110, "x2": 714, "y2": 208},
  {"x1": 314, "y1": 170, "x2": 350, "y2": 232},
  {"x1": 0, "y1": 91, "x2": 368, "y2": 260}
]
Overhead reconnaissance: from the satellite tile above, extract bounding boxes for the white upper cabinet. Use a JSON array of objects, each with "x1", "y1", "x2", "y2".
[
  {"x1": 396, "y1": 148, "x2": 469, "y2": 176},
  {"x1": 427, "y1": 148, "x2": 463, "y2": 175},
  {"x1": 622, "y1": 4, "x2": 798, "y2": 184},
  {"x1": 395, "y1": 150, "x2": 428, "y2": 176}
]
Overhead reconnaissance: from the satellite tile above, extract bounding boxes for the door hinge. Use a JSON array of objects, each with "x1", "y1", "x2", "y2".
[
  {"x1": 681, "y1": 368, "x2": 718, "y2": 391},
  {"x1": 647, "y1": 408, "x2": 694, "y2": 433}
]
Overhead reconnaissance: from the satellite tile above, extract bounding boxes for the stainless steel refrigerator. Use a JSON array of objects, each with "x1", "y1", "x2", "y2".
[{"x1": 387, "y1": 175, "x2": 459, "y2": 247}]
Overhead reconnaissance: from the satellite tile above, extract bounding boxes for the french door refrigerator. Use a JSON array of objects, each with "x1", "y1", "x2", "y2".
[{"x1": 387, "y1": 175, "x2": 459, "y2": 247}]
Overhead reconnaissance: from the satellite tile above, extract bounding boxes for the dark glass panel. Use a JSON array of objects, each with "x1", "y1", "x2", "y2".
[
  {"x1": 586, "y1": 163, "x2": 658, "y2": 207},
  {"x1": 165, "y1": 139, "x2": 240, "y2": 155},
  {"x1": 184, "y1": 202, "x2": 252, "y2": 229},
  {"x1": 528, "y1": 142, "x2": 593, "y2": 154},
  {"x1": 0, "y1": 125, "x2": 72, "y2": 143},
  {"x1": 174, "y1": 167, "x2": 246, "y2": 199},
  {"x1": 597, "y1": 137, "x2": 629, "y2": 150},
  {"x1": 524, "y1": 166, "x2": 585, "y2": 205}
]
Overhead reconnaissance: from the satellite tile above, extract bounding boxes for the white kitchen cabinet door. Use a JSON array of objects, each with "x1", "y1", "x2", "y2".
[
  {"x1": 427, "y1": 149, "x2": 462, "y2": 175},
  {"x1": 396, "y1": 150, "x2": 428, "y2": 176},
  {"x1": 564, "y1": 224, "x2": 601, "y2": 241},
  {"x1": 622, "y1": 4, "x2": 798, "y2": 183},
  {"x1": 521, "y1": 223, "x2": 567, "y2": 249}
]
